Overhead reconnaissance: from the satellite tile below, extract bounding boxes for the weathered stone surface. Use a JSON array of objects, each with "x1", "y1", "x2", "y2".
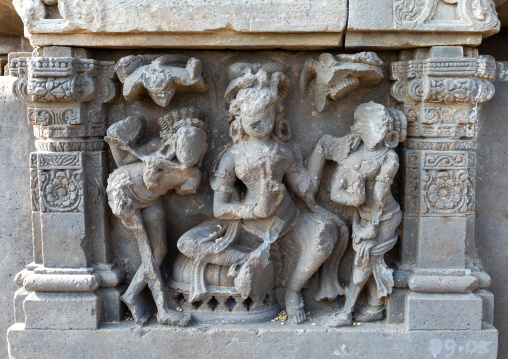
[
  {"x1": 406, "y1": 293, "x2": 483, "y2": 330},
  {"x1": 475, "y1": 64, "x2": 508, "y2": 355},
  {"x1": 347, "y1": 0, "x2": 501, "y2": 49},
  {"x1": 12, "y1": 0, "x2": 347, "y2": 49},
  {"x1": 25, "y1": 33, "x2": 346, "y2": 50},
  {"x1": 13, "y1": 288, "x2": 29, "y2": 324},
  {"x1": 8, "y1": 322, "x2": 498, "y2": 359},
  {"x1": 98, "y1": 286, "x2": 126, "y2": 323},
  {"x1": 2, "y1": 41, "x2": 504, "y2": 359},
  {"x1": 23, "y1": 292, "x2": 101, "y2": 330},
  {"x1": 0, "y1": 75, "x2": 33, "y2": 359}
]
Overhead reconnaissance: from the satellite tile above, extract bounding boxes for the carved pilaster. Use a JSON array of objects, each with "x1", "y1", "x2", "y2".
[
  {"x1": 390, "y1": 46, "x2": 495, "y2": 295},
  {"x1": 10, "y1": 50, "x2": 123, "y2": 328}
]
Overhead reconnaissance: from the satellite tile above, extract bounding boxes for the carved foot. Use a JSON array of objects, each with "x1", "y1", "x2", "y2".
[
  {"x1": 157, "y1": 309, "x2": 192, "y2": 327},
  {"x1": 354, "y1": 304, "x2": 384, "y2": 323},
  {"x1": 314, "y1": 282, "x2": 345, "y2": 302},
  {"x1": 284, "y1": 288, "x2": 306, "y2": 324},
  {"x1": 326, "y1": 311, "x2": 352, "y2": 327},
  {"x1": 121, "y1": 293, "x2": 153, "y2": 326}
]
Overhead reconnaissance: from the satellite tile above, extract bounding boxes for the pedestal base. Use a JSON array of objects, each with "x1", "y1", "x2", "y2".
[
  {"x1": 8, "y1": 320, "x2": 497, "y2": 359},
  {"x1": 23, "y1": 292, "x2": 101, "y2": 330}
]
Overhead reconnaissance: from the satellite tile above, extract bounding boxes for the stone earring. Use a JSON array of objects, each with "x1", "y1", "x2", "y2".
[{"x1": 384, "y1": 131, "x2": 399, "y2": 149}]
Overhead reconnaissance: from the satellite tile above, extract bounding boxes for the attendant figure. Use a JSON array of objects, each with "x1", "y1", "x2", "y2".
[
  {"x1": 307, "y1": 101, "x2": 406, "y2": 326},
  {"x1": 106, "y1": 108, "x2": 207, "y2": 326}
]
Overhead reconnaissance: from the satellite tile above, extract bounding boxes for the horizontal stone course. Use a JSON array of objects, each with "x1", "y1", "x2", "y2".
[{"x1": 8, "y1": 321, "x2": 498, "y2": 359}]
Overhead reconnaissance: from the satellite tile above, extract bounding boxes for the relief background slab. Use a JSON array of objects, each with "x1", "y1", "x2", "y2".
[{"x1": 93, "y1": 50, "x2": 401, "y2": 296}]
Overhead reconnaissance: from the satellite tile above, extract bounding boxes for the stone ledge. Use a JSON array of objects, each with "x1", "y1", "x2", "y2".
[
  {"x1": 14, "y1": 0, "x2": 347, "y2": 49},
  {"x1": 345, "y1": 32, "x2": 484, "y2": 49},
  {"x1": 27, "y1": 33, "x2": 344, "y2": 50},
  {"x1": 7, "y1": 322, "x2": 498, "y2": 359}
]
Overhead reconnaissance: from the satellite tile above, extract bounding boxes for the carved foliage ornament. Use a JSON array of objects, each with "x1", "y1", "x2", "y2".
[
  {"x1": 390, "y1": 55, "x2": 495, "y2": 139},
  {"x1": 394, "y1": 0, "x2": 500, "y2": 32},
  {"x1": 10, "y1": 56, "x2": 117, "y2": 145},
  {"x1": 40, "y1": 169, "x2": 84, "y2": 212},
  {"x1": 416, "y1": 150, "x2": 475, "y2": 214},
  {"x1": 422, "y1": 169, "x2": 469, "y2": 213},
  {"x1": 38, "y1": 153, "x2": 84, "y2": 213}
]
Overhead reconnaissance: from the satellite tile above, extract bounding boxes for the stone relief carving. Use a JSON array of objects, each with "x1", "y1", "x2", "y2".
[
  {"x1": 106, "y1": 108, "x2": 208, "y2": 326},
  {"x1": 393, "y1": 0, "x2": 500, "y2": 32},
  {"x1": 115, "y1": 55, "x2": 206, "y2": 107},
  {"x1": 307, "y1": 102, "x2": 407, "y2": 326},
  {"x1": 387, "y1": 47, "x2": 496, "y2": 337},
  {"x1": 390, "y1": 54, "x2": 495, "y2": 138},
  {"x1": 6, "y1": 52, "x2": 136, "y2": 341},
  {"x1": 9, "y1": 46, "x2": 499, "y2": 359},
  {"x1": 299, "y1": 52, "x2": 384, "y2": 112},
  {"x1": 171, "y1": 62, "x2": 349, "y2": 324},
  {"x1": 91, "y1": 55, "x2": 411, "y2": 329}
]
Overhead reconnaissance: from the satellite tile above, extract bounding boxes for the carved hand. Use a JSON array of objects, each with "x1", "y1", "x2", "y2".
[
  {"x1": 355, "y1": 240, "x2": 376, "y2": 267},
  {"x1": 255, "y1": 179, "x2": 285, "y2": 218}
]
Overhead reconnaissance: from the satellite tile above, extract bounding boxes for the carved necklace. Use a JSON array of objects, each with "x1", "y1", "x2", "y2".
[{"x1": 357, "y1": 146, "x2": 389, "y2": 162}]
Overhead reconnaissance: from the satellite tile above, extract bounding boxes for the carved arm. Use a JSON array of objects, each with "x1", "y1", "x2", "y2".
[
  {"x1": 213, "y1": 191, "x2": 257, "y2": 220},
  {"x1": 369, "y1": 151, "x2": 399, "y2": 226}
]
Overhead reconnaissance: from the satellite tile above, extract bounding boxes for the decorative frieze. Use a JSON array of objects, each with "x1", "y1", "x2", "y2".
[
  {"x1": 394, "y1": 0, "x2": 500, "y2": 32},
  {"x1": 347, "y1": 0, "x2": 501, "y2": 48}
]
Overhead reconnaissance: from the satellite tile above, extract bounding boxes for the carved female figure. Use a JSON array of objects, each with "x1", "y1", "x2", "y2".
[
  {"x1": 106, "y1": 108, "x2": 207, "y2": 326},
  {"x1": 307, "y1": 101, "x2": 407, "y2": 326},
  {"x1": 177, "y1": 63, "x2": 347, "y2": 324}
]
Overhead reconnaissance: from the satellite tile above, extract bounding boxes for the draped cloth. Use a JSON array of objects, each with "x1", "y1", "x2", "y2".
[
  {"x1": 189, "y1": 220, "x2": 240, "y2": 303},
  {"x1": 368, "y1": 235, "x2": 397, "y2": 298},
  {"x1": 186, "y1": 205, "x2": 299, "y2": 303},
  {"x1": 352, "y1": 205, "x2": 400, "y2": 300}
]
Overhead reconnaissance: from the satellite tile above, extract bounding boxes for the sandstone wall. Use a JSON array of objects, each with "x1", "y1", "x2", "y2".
[{"x1": 0, "y1": 76, "x2": 33, "y2": 358}]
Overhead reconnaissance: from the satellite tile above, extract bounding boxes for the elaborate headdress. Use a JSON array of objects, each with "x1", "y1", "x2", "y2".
[
  {"x1": 224, "y1": 62, "x2": 289, "y2": 104},
  {"x1": 224, "y1": 62, "x2": 291, "y2": 143},
  {"x1": 158, "y1": 107, "x2": 206, "y2": 136}
]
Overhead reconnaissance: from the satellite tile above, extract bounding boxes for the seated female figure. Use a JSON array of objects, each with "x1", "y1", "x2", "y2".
[{"x1": 177, "y1": 64, "x2": 347, "y2": 324}]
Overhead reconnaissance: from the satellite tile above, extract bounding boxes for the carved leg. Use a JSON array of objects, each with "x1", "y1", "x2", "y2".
[
  {"x1": 354, "y1": 277, "x2": 385, "y2": 323},
  {"x1": 122, "y1": 201, "x2": 168, "y2": 324},
  {"x1": 121, "y1": 267, "x2": 154, "y2": 325},
  {"x1": 327, "y1": 264, "x2": 372, "y2": 327},
  {"x1": 116, "y1": 200, "x2": 191, "y2": 327},
  {"x1": 315, "y1": 223, "x2": 349, "y2": 301},
  {"x1": 284, "y1": 212, "x2": 339, "y2": 324},
  {"x1": 284, "y1": 288, "x2": 306, "y2": 324},
  {"x1": 131, "y1": 226, "x2": 191, "y2": 327}
]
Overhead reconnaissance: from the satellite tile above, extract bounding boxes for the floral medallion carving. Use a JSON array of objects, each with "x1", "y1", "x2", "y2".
[
  {"x1": 422, "y1": 170, "x2": 468, "y2": 213},
  {"x1": 39, "y1": 169, "x2": 84, "y2": 212}
]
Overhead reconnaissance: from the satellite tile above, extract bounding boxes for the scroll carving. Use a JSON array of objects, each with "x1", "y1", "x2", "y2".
[
  {"x1": 394, "y1": 0, "x2": 500, "y2": 32},
  {"x1": 394, "y1": 0, "x2": 426, "y2": 25}
]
